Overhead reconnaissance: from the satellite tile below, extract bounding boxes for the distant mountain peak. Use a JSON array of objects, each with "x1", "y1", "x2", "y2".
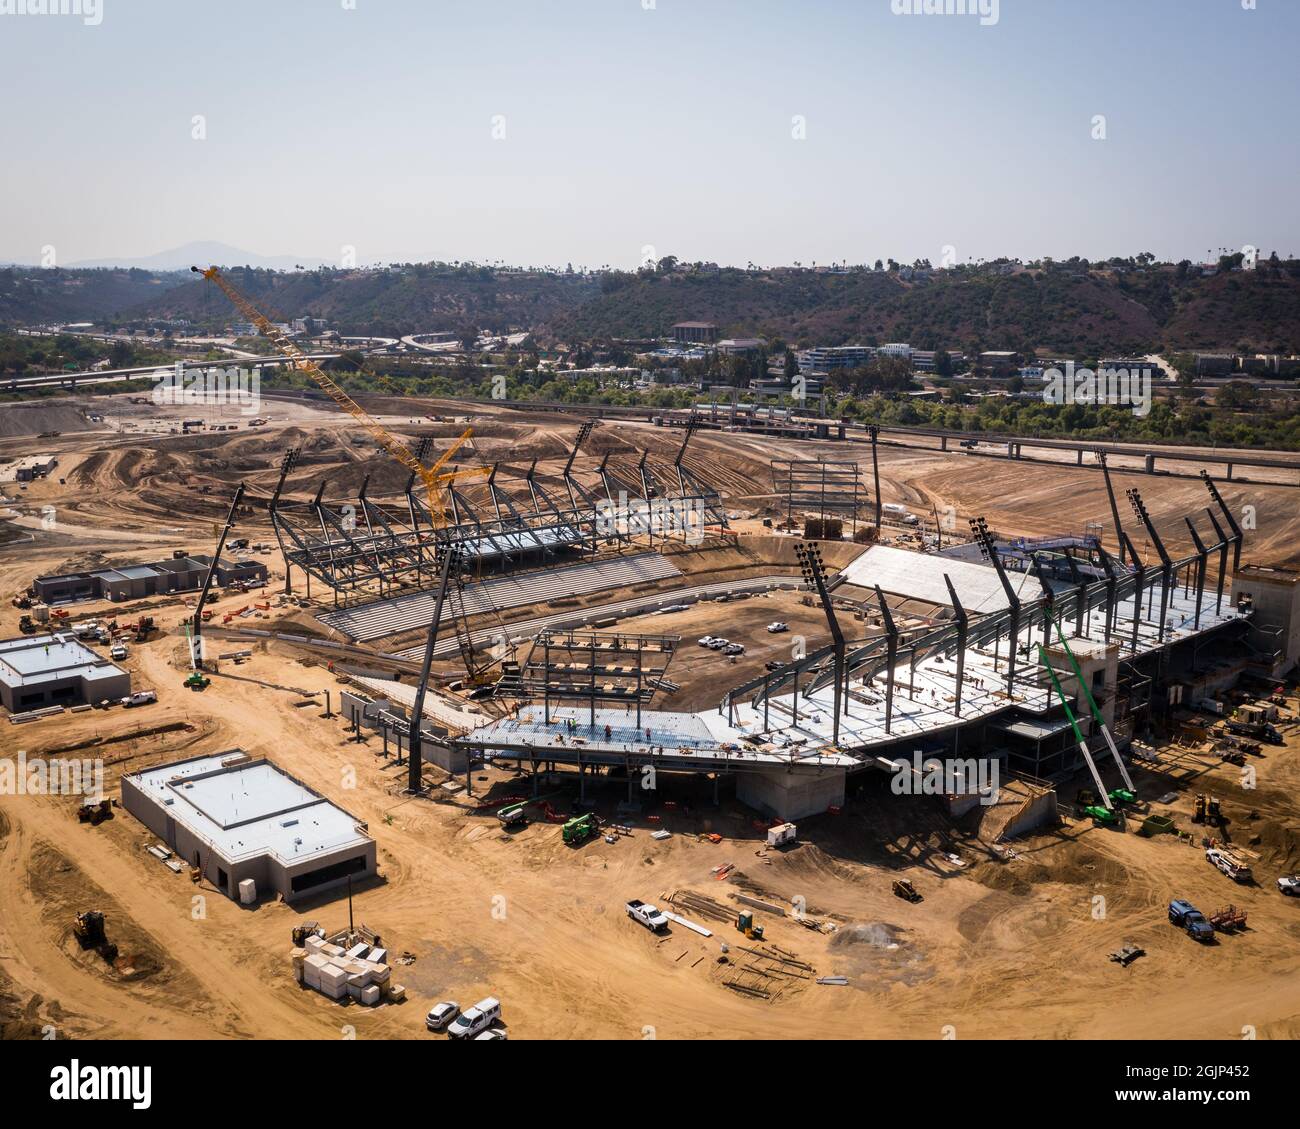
[{"x1": 66, "y1": 241, "x2": 333, "y2": 272}]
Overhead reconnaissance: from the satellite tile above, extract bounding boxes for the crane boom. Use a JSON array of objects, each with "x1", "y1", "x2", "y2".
[{"x1": 192, "y1": 265, "x2": 483, "y2": 522}]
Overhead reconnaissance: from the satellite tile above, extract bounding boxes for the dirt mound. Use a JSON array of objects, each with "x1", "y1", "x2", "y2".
[
  {"x1": 0, "y1": 399, "x2": 94, "y2": 438},
  {"x1": 826, "y1": 921, "x2": 934, "y2": 987}
]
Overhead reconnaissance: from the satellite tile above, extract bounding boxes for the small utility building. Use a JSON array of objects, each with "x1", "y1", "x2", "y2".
[
  {"x1": 33, "y1": 552, "x2": 268, "y2": 605},
  {"x1": 0, "y1": 633, "x2": 130, "y2": 712},
  {"x1": 122, "y1": 751, "x2": 376, "y2": 902}
]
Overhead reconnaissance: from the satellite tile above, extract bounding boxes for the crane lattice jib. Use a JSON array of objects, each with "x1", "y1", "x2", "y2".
[{"x1": 195, "y1": 265, "x2": 466, "y2": 516}]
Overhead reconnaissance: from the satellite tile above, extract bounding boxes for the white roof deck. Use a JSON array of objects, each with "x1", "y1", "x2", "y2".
[
  {"x1": 0, "y1": 633, "x2": 126, "y2": 691},
  {"x1": 129, "y1": 752, "x2": 371, "y2": 865},
  {"x1": 840, "y1": 544, "x2": 1055, "y2": 612}
]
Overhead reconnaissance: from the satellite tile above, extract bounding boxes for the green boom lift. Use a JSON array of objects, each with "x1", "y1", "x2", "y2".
[
  {"x1": 1037, "y1": 642, "x2": 1118, "y2": 824},
  {"x1": 562, "y1": 812, "x2": 599, "y2": 846},
  {"x1": 1043, "y1": 612, "x2": 1136, "y2": 795}
]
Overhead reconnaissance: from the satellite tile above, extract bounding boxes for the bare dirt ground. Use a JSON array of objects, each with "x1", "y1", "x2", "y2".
[{"x1": 2, "y1": 393, "x2": 1299, "y2": 1041}]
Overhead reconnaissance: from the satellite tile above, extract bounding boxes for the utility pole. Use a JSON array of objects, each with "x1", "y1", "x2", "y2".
[{"x1": 869, "y1": 425, "x2": 882, "y2": 531}]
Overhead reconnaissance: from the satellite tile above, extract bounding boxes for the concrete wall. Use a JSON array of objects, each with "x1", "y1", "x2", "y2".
[
  {"x1": 1232, "y1": 568, "x2": 1300, "y2": 676},
  {"x1": 0, "y1": 669, "x2": 130, "y2": 713},
  {"x1": 737, "y1": 766, "x2": 846, "y2": 821},
  {"x1": 276, "y1": 841, "x2": 378, "y2": 901}
]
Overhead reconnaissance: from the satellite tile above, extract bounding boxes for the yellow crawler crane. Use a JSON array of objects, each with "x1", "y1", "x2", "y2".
[{"x1": 192, "y1": 265, "x2": 485, "y2": 523}]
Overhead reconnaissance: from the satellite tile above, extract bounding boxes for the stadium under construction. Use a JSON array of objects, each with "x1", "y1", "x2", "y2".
[{"x1": 306, "y1": 441, "x2": 1298, "y2": 824}]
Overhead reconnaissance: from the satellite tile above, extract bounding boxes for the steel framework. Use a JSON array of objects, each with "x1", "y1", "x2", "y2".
[
  {"x1": 721, "y1": 474, "x2": 1247, "y2": 744},
  {"x1": 269, "y1": 427, "x2": 727, "y2": 602}
]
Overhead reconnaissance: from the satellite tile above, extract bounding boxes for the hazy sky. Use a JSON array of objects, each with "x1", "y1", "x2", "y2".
[{"x1": 2, "y1": 0, "x2": 1297, "y2": 269}]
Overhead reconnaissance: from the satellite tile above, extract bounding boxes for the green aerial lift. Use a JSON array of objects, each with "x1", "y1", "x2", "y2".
[
  {"x1": 1043, "y1": 611, "x2": 1137, "y2": 795},
  {"x1": 562, "y1": 812, "x2": 599, "y2": 846},
  {"x1": 1037, "y1": 642, "x2": 1118, "y2": 825},
  {"x1": 495, "y1": 792, "x2": 564, "y2": 829}
]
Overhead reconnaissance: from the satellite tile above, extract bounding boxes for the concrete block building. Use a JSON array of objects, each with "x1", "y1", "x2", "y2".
[
  {"x1": 0, "y1": 633, "x2": 130, "y2": 713},
  {"x1": 32, "y1": 553, "x2": 268, "y2": 605},
  {"x1": 121, "y1": 751, "x2": 377, "y2": 902}
]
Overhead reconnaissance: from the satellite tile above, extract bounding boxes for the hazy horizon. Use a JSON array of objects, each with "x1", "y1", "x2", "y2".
[{"x1": 2, "y1": 0, "x2": 1297, "y2": 269}]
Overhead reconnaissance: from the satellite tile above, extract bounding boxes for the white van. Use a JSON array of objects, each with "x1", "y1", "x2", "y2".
[{"x1": 447, "y1": 997, "x2": 501, "y2": 1039}]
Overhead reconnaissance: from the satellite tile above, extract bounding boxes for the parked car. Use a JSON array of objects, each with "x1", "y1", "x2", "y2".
[
  {"x1": 766, "y1": 622, "x2": 789, "y2": 633},
  {"x1": 1277, "y1": 874, "x2": 1300, "y2": 896},
  {"x1": 447, "y1": 997, "x2": 501, "y2": 1040},
  {"x1": 474, "y1": 1027, "x2": 508, "y2": 1041},
  {"x1": 1168, "y1": 899, "x2": 1216, "y2": 942},
  {"x1": 723, "y1": 643, "x2": 745, "y2": 656},
  {"x1": 697, "y1": 636, "x2": 717, "y2": 648},
  {"x1": 110, "y1": 643, "x2": 128, "y2": 661},
  {"x1": 707, "y1": 638, "x2": 729, "y2": 650},
  {"x1": 425, "y1": 1001, "x2": 460, "y2": 1032}
]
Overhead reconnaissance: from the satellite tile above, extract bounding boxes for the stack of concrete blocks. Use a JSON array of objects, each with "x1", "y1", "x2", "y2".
[{"x1": 292, "y1": 935, "x2": 395, "y2": 1006}]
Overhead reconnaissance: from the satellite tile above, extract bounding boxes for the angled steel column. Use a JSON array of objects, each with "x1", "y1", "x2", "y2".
[
  {"x1": 1205, "y1": 510, "x2": 1230, "y2": 616},
  {"x1": 1098, "y1": 450, "x2": 1126, "y2": 566},
  {"x1": 269, "y1": 447, "x2": 300, "y2": 594},
  {"x1": 1201, "y1": 471, "x2": 1243, "y2": 573},
  {"x1": 1096, "y1": 549, "x2": 1120, "y2": 643},
  {"x1": 1126, "y1": 488, "x2": 1172, "y2": 643},
  {"x1": 796, "y1": 541, "x2": 845, "y2": 745},
  {"x1": 408, "y1": 550, "x2": 455, "y2": 794},
  {"x1": 875, "y1": 585, "x2": 898, "y2": 735},
  {"x1": 1119, "y1": 531, "x2": 1146, "y2": 655},
  {"x1": 943, "y1": 575, "x2": 969, "y2": 718},
  {"x1": 1183, "y1": 517, "x2": 1209, "y2": 630},
  {"x1": 971, "y1": 517, "x2": 1021, "y2": 697}
]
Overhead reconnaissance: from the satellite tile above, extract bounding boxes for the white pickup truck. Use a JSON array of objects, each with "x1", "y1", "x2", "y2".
[
  {"x1": 1206, "y1": 847, "x2": 1253, "y2": 884},
  {"x1": 626, "y1": 899, "x2": 669, "y2": 932}
]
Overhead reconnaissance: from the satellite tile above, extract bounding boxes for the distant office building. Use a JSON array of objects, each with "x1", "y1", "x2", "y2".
[
  {"x1": 1100, "y1": 357, "x2": 1155, "y2": 373},
  {"x1": 1195, "y1": 353, "x2": 1237, "y2": 376},
  {"x1": 797, "y1": 345, "x2": 876, "y2": 374},
  {"x1": 717, "y1": 337, "x2": 764, "y2": 356},
  {"x1": 0, "y1": 634, "x2": 131, "y2": 713},
  {"x1": 33, "y1": 553, "x2": 268, "y2": 605},
  {"x1": 750, "y1": 376, "x2": 823, "y2": 397},
  {"x1": 672, "y1": 322, "x2": 718, "y2": 345},
  {"x1": 878, "y1": 343, "x2": 914, "y2": 361},
  {"x1": 978, "y1": 351, "x2": 1019, "y2": 373}
]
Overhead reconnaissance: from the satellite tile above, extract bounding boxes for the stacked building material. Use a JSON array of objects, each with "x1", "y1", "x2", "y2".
[{"x1": 294, "y1": 934, "x2": 394, "y2": 1006}]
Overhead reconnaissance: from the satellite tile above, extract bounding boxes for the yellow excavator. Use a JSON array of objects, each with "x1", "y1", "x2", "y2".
[{"x1": 192, "y1": 265, "x2": 486, "y2": 523}]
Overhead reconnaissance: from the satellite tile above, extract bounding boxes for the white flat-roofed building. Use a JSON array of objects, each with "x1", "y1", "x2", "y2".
[
  {"x1": 122, "y1": 751, "x2": 377, "y2": 902},
  {"x1": 0, "y1": 454, "x2": 58, "y2": 483},
  {"x1": 0, "y1": 633, "x2": 131, "y2": 713}
]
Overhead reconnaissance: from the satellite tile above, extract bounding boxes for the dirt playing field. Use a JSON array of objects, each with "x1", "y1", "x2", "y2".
[{"x1": 2, "y1": 392, "x2": 1299, "y2": 1041}]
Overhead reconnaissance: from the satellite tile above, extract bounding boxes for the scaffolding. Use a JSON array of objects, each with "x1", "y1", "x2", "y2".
[
  {"x1": 496, "y1": 629, "x2": 680, "y2": 728},
  {"x1": 771, "y1": 459, "x2": 867, "y2": 534}
]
